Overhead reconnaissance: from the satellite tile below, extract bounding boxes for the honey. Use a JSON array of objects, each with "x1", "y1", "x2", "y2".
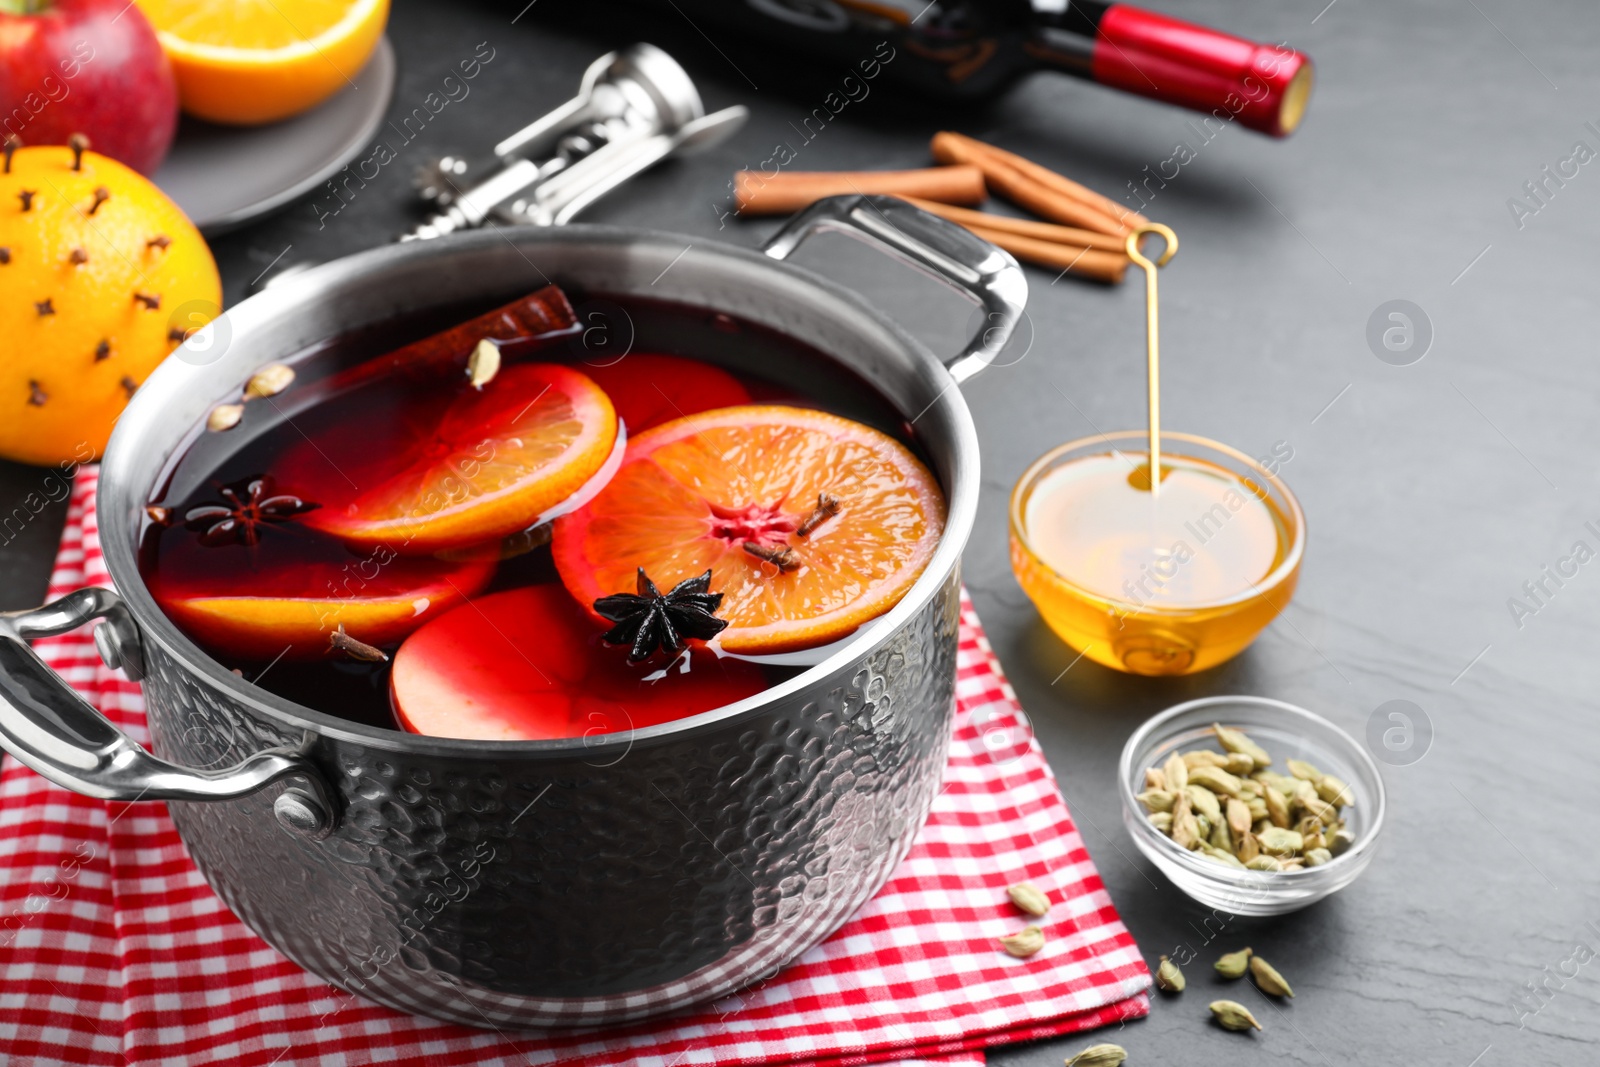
[{"x1": 1010, "y1": 435, "x2": 1302, "y2": 676}]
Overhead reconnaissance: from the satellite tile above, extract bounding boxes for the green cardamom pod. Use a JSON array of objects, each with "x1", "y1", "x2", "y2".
[
  {"x1": 1163, "y1": 751, "x2": 1189, "y2": 792},
  {"x1": 1245, "y1": 854, "x2": 1283, "y2": 871},
  {"x1": 1245, "y1": 795, "x2": 1269, "y2": 822},
  {"x1": 1194, "y1": 814, "x2": 1212, "y2": 841},
  {"x1": 1185, "y1": 784, "x2": 1222, "y2": 822},
  {"x1": 1171, "y1": 810, "x2": 1200, "y2": 850},
  {"x1": 1226, "y1": 797, "x2": 1252, "y2": 837},
  {"x1": 1236, "y1": 778, "x2": 1262, "y2": 800},
  {"x1": 1264, "y1": 785, "x2": 1291, "y2": 829},
  {"x1": 1182, "y1": 749, "x2": 1230, "y2": 770},
  {"x1": 1148, "y1": 811, "x2": 1172, "y2": 832},
  {"x1": 1250, "y1": 955, "x2": 1294, "y2": 997},
  {"x1": 1317, "y1": 774, "x2": 1354, "y2": 808},
  {"x1": 1209, "y1": 816, "x2": 1233, "y2": 853},
  {"x1": 1137, "y1": 789, "x2": 1176, "y2": 813},
  {"x1": 1007, "y1": 881, "x2": 1051, "y2": 917},
  {"x1": 1257, "y1": 827, "x2": 1303, "y2": 856},
  {"x1": 1286, "y1": 758, "x2": 1324, "y2": 782},
  {"x1": 999, "y1": 925, "x2": 1045, "y2": 958},
  {"x1": 1065, "y1": 1042, "x2": 1129, "y2": 1067},
  {"x1": 1200, "y1": 842, "x2": 1246, "y2": 867},
  {"x1": 1328, "y1": 828, "x2": 1355, "y2": 855},
  {"x1": 1188, "y1": 765, "x2": 1243, "y2": 798},
  {"x1": 1144, "y1": 766, "x2": 1168, "y2": 792},
  {"x1": 1301, "y1": 795, "x2": 1339, "y2": 825},
  {"x1": 1236, "y1": 829, "x2": 1260, "y2": 863},
  {"x1": 1304, "y1": 847, "x2": 1333, "y2": 866},
  {"x1": 1210, "y1": 999, "x2": 1263, "y2": 1031},
  {"x1": 1213, "y1": 724, "x2": 1272, "y2": 770},
  {"x1": 1223, "y1": 752, "x2": 1256, "y2": 776},
  {"x1": 1156, "y1": 954, "x2": 1186, "y2": 992},
  {"x1": 1214, "y1": 946, "x2": 1253, "y2": 978}
]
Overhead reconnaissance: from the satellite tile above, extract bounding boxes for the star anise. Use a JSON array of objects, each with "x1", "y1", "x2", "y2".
[
  {"x1": 183, "y1": 476, "x2": 318, "y2": 547},
  {"x1": 593, "y1": 568, "x2": 728, "y2": 664}
]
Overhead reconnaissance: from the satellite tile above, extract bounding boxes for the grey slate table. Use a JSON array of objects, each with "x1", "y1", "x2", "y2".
[{"x1": 2, "y1": 0, "x2": 1595, "y2": 1061}]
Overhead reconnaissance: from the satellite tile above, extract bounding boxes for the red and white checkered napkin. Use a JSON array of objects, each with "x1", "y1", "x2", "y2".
[{"x1": 0, "y1": 468, "x2": 1149, "y2": 1067}]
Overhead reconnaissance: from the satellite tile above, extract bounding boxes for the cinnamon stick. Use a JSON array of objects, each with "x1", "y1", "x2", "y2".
[
  {"x1": 932, "y1": 131, "x2": 1149, "y2": 230},
  {"x1": 930, "y1": 132, "x2": 1129, "y2": 236},
  {"x1": 902, "y1": 197, "x2": 1130, "y2": 254},
  {"x1": 962, "y1": 224, "x2": 1129, "y2": 284},
  {"x1": 736, "y1": 165, "x2": 986, "y2": 216}
]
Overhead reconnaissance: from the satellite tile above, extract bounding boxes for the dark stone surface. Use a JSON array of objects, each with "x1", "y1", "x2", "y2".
[{"x1": 3, "y1": 0, "x2": 1596, "y2": 1058}]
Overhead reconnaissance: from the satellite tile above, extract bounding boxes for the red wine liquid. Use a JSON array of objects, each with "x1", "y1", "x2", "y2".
[{"x1": 140, "y1": 292, "x2": 934, "y2": 734}]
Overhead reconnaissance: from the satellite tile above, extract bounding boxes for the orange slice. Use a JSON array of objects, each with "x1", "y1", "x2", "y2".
[
  {"x1": 306, "y1": 363, "x2": 618, "y2": 554},
  {"x1": 135, "y1": 0, "x2": 390, "y2": 125},
  {"x1": 551, "y1": 405, "x2": 945, "y2": 654},
  {"x1": 156, "y1": 556, "x2": 493, "y2": 662}
]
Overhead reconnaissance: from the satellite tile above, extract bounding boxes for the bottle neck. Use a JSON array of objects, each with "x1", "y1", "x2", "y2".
[{"x1": 1029, "y1": 1, "x2": 1312, "y2": 138}]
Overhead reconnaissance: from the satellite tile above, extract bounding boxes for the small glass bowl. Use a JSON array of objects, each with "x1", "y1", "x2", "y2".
[{"x1": 1119, "y1": 695, "x2": 1386, "y2": 916}]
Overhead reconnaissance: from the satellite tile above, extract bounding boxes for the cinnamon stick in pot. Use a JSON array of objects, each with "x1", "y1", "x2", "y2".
[
  {"x1": 736, "y1": 165, "x2": 986, "y2": 215},
  {"x1": 930, "y1": 132, "x2": 1130, "y2": 236}
]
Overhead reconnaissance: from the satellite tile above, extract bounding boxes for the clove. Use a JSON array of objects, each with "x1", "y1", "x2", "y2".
[
  {"x1": 743, "y1": 541, "x2": 799, "y2": 572},
  {"x1": 27, "y1": 381, "x2": 47, "y2": 406},
  {"x1": 3, "y1": 134, "x2": 18, "y2": 174},
  {"x1": 795, "y1": 492, "x2": 841, "y2": 537},
  {"x1": 330, "y1": 625, "x2": 389, "y2": 663},
  {"x1": 68, "y1": 133, "x2": 88, "y2": 171},
  {"x1": 133, "y1": 292, "x2": 161, "y2": 310},
  {"x1": 87, "y1": 186, "x2": 108, "y2": 215}
]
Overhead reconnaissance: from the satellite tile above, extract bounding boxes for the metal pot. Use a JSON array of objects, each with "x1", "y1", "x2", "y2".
[{"x1": 0, "y1": 196, "x2": 1025, "y2": 1028}]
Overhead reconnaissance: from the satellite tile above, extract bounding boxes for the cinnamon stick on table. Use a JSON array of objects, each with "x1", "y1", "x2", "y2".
[
  {"x1": 932, "y1": 131, "x2": 1149, "y2": 230},
  {"x1": 902, "y1": 197, "x2": 1130, "y2": 254},
  {"x1": 930, "y1": 132, "x2": 1131, "y2": 237},
  {"x1": 736, "y1": 165, "x2": 986, "y2": 216},
  {"x1": 962, "y1": 224, "x2": 1129, "y2": 284}
]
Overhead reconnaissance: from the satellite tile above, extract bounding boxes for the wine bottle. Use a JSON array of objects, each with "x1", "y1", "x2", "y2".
[{"x1": 650, "y1": 0, "x2": 1312, "y2": 138}]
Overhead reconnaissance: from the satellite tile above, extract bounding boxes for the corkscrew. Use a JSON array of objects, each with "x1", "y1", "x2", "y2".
[{"x1": 403, "y1": 43, "x2": 747, "y2": 239}]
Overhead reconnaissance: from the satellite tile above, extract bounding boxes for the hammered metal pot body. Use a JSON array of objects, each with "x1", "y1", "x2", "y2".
[{"x1": 95, "y1": 226, "x2": 985, "y2": 1027}]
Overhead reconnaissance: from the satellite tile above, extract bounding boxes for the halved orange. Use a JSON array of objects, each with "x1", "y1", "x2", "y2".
[
  {"x1": 135, "y1": 0, "x2": 389, "y2": 125},
  {"x1": 156, "y1": 556, "x2": 493, "y2": 662},
  {"x1": 551, "y1": 405, "x2": 946, "y2": 654},
  {"x1": 306, "y1": 363, "x2": 618, "y2": 554}
]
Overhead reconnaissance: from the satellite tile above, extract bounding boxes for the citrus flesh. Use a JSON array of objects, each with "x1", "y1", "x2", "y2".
[
  {"x1": 304, "y1": 363, "x2": 618, "y2": 554},
  {"x1": 551, "y1": 405, "x2": 945, "y2": 654},
  {"x1": 135, "y1": 0, "x2": 389, "y2": 124}
]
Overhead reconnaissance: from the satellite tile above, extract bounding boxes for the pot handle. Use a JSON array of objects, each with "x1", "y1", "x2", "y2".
[
  {"x1": 0, "y1": 589, "x2": 336, "y2": 840},
  {"x1": 762, "y1": 194, "x2": 1028, "y2": 384}
]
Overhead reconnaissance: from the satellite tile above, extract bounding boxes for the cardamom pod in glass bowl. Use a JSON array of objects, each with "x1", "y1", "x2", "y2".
[{"x1": 1119, "y1": 695, "x2": 1387, "y2": 915}]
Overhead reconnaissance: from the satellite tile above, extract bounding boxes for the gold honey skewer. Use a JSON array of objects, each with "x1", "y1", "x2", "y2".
[{"x1": 1126, "y1": 224, "x2": 1178, "y2": 495}]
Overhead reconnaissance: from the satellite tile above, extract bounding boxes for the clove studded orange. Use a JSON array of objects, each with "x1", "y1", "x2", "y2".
[{"x1": 0, "y1": 139, "x2": 220, "y2": 466}]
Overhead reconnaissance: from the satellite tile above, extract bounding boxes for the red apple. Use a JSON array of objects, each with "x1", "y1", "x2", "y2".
[{"x1": 0, "y1": 0, "x2": 178, "y2": 175}]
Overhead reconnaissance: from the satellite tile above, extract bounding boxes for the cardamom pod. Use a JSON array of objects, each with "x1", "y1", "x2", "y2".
[
  {"x1": 1226, "y1": 797, "x2": 1252, "y2": 837},
  {"x1": 1209, "y1": 816, "x2": 1233, "y2": 853},
  {"x1": 1245, "y1": 795, "x2": 1269, "y2": 822},
  {"x1": 1214, "y1": 946, "x2": 1253, "y2": 978},
  {"x1": 1137, "y1": 789, "x2": 1176, "y2": 814},
  {"x1": 1200, "y1": 842, "x2": 1245, "y2": 868},
  {"x1": 1328, "y1": 828, "x2": 1355, "y2": 855},
  {"x1": 1236, "y1": 778, "x2": 1262, "y2": 800},
  {"x1": 1163, "y1": 751, "x2": 1189, "y2": 792},
  {"x1": 1148, "y1": 811, "x2": 1173, "y2": 832},
  {"x1": 1213, "y1": 724, "x2": 1272, "y2": 770},
  {"x1": 243, "y1": 363, "x2": 295, "y2": 400},
  {"x1": 1304, "y1": 847, "x2": 1333, "y2": 867},
  {"x1": 1156, "y1": 954, "x2": 1186, "y2": 992},
  {"x1": 1301, "y1": 795, "x2": 1339, "y2": 825},
  {"x1": 1236, "y1": 829, "x2": 1260, "y2": 863},
  {"x1": 1195, "y1": 814, "x2": 1212, "y2": 841},
  {"x1": 1286, "y1": 758, "x2": 1324, "y2": 782},
  {"x1": 1008, "y1": 882, "x2": 1051, "y2": 917},
  {"x1": 1279, "y1": 858, "x2": 1305, "y2": 871},
  {"x1": 1065, "y1": 1043, "x2": 1128, "y2": 1067},
  {"x1": 1264, "y1": 785, "x2": 1291, "y2": 829},
  {"x1": 1317, "y1": 774, "x2": 1354, "y2": 808},
  {"x1": 1188, "y1": 765, "x2": 1243, "y2": 798},
  {"x1": 1245, "y1": 854, "x2": 1283, "y2": 871},
  {"x1": 1301, "y1": 824, "x2": 1327, "y2": 852},
  {"x1": 1250, "y1": 955, "x2": 1294, "y2": 997},
  {"x1": 1224, "y1": 752, "x2": 1256, "y2": 776},
  {"x1": 1145, "y1": 766, "x2": 1168, "y2": 791},
  {"x1": 467, "y1": 338, "x2": 501, "y2": 388},
  {"x1": 999, "y1": 926, "x2": 1045, "y2": 958},
  {"x1": 1182, "y1": 750, "x2": 1231, "y2": 770},
  {"x1": 1210, "y1": 999, "x2": 1263, "y2": 1032},
  {"x1": 1171, "y1": 809, "x2": 1201, "y2": 850},
  {"x1": 1185, "y1": 784, "x2": 1222, "y2": 823},
  {"x1": 1257, "y1": 827, "x2": 1303, "y2": 856}
]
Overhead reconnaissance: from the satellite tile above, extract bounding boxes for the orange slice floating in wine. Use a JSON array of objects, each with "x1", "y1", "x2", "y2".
[
  {"x1": 155, "y1": 556, "x2": 493, "y2": 662},
  {"x1": 551, "y1": 405, "x2": 946, "y2": 655},
  {"x1": 391, "y1": 584, "x2": 768, "y2": 741},
  {"x1": 305, "y1": 363, "x2": 618, "y2": 554}
]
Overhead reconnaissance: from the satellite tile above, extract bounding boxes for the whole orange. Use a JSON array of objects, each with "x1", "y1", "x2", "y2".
[{"x1": 0, "y1": 142, "x2": 221, "y2": 466}]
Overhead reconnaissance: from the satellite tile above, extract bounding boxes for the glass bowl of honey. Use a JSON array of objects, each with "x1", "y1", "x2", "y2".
[
  {"x1": 1009, "y1": 431, "x2": 1304, "y2": 676},
  {"x1": 1119, "y1": 695, "x2": 1387, "y2": 916}
]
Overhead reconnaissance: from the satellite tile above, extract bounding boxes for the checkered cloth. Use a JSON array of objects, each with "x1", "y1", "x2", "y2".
[{"x1": 0, "y1": 468, "x2": 1149, "y2": 1066}]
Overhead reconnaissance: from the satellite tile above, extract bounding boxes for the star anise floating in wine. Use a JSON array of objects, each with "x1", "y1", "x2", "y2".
[
  {"x1": 183, "y1": 476, "x2": 318, "y2": 547},
  {"x1": 593, "y1": 568, "x2": 728, "y2": 663}
]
